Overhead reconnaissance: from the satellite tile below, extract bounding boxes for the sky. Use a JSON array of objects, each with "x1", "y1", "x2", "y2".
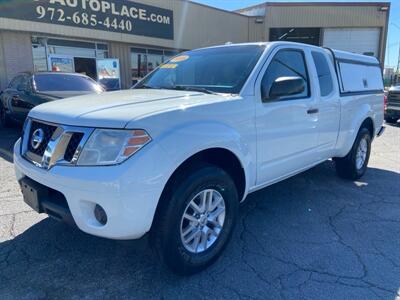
[{"x1": 192, "y1": 0, "x2": 399, "y2": 69}]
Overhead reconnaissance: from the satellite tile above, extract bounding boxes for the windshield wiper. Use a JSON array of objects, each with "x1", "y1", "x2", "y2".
[
  {"x1": 135, "y1": 84, "x2": 219, "y2": 95},
  {"x1": 167, "y1": 85, "x2": 218, "y2": 95}
]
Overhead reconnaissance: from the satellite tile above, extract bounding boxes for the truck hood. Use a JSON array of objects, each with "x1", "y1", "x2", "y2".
[{"x1": 29, "y1": 89, "x2": 230, "y2": 128}]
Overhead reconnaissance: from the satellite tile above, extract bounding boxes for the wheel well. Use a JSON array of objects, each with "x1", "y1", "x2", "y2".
[
  {"x1": 162, "y1": 148, "x2": 246, "y2": 202},
  {"x1": 360, "y1": 117, "x2": 374, "y2": 138},
  {"x1": 150, "y1": 148, "x2": 246, "y2": 233}
]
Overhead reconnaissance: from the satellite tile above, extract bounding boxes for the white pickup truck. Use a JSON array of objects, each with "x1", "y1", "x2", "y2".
[{"x1": 14, "y1": 42, "x2": 384, "y2": 274}]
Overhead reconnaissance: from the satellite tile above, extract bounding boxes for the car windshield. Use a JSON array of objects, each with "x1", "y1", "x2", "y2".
[
  {"x1": 134, "y1": 45, "x2": 266, "y2": 94},
  {"x1": 34, "y1": 74, "x2": 103, "y2": 93}
]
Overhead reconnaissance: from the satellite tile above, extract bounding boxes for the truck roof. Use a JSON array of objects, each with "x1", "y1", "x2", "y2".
[
  {"x1": 329, "y1": 49, "x2": 380, "y2": 66},
  {"x1": 201, "y1": 41, "x2": 380, "y2": 66}
]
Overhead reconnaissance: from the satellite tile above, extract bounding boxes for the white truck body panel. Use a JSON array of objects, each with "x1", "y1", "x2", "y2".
[{"x1": 14, "y1": 42, "x2": 384, "y2": 239}]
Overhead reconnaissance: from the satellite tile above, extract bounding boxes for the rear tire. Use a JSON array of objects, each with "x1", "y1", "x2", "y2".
[
  {"x1": 152, "y1": 164, "x2": 238, "y2": 275},
  {"x1": 334, "y1": 127, "x2": 371, "y2": 180}
]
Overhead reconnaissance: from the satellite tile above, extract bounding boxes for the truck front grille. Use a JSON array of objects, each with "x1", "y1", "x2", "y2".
[
  {"x1": 64, "y1": 132, "x2": 84, "y2": 162},
  {"x1": 21, "y1": 118, "x2": 93, "y2": 169},
  {"x1": 27, "y1": 121, "x2": 57, "y2": 157}
]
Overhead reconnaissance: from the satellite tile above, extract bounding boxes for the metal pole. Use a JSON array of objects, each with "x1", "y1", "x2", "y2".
[
  {"x1": 391, "y1": 23, "x2": 400, "y2": 84},
  {"x1": 397, "y1": 43, "x2": 400, "y2": 75}
]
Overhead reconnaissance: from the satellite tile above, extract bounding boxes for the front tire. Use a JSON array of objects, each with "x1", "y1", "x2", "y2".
[
  {"x1": 152, "y1": 165, "x2": 238, "y2": 275},
  {"x1": 334, "y1": 127, "x2": 371, "y2": 180}
]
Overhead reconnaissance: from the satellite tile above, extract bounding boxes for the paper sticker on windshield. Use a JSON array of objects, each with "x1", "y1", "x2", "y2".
[
  {"x1": 160, "y1": 63, "x2": 178, "y2": 69},
  {"x1": 170, "y1": 55, "x2": 189, "y2": 63}
]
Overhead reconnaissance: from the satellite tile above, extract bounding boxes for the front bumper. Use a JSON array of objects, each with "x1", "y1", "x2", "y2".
[{"x1": 14, "y1": 138, "x2": 171, "y2": 240}]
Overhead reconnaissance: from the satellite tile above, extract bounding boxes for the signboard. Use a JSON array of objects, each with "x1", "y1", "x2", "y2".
[
  {"x1": 0, "y1": 0, "x2": 174, "y2": 40},
  {"x1": 96, "y1": 58, "x2": 121, "y2": 91},
  {"x1": 48, "y1": 55, "x2": 74, "y2": 72}
]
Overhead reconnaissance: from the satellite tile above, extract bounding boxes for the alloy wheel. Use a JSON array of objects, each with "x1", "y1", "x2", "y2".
[
  {"x1": 180, "y1": 189, "x2": 226, "y2": 253},
  {"x1": 356, "y1": 137, "x2": 368, "y2": 170}
]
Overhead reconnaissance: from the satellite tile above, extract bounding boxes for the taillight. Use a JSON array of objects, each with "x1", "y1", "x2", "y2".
[{"x1": 384, "y1": 94, "x2": 387, "y2": 111}]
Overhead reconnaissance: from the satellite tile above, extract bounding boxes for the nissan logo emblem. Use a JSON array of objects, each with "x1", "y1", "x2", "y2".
[{"x1": 31, "y1": 128, "x2": 44, "y2": 150}]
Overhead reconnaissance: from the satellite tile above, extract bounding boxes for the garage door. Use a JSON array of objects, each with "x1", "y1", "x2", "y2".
[{"x1": 322, "y1": 28, "x2": 380, "y2": 57}]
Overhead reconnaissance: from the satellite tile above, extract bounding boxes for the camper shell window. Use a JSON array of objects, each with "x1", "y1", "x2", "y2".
[
  {"x1": 325, "y1": 49, "x2": 383, "y2": 96},
  {"x1": 337, "y1": 60, "x2": 383, "y2": 95}
]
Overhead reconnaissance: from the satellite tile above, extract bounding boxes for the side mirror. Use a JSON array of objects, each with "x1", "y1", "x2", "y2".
[{"x1": 263, "y1": 76, "x2": 305, "y2": 101}]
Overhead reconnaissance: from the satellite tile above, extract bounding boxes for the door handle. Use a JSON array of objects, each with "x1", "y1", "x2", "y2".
[{"x1": 307, "y1": 108, "x2": 319, "y2": 114}]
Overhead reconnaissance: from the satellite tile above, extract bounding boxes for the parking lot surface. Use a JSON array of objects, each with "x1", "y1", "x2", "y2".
[{"x1": 0, "y1": 123, "x2": 399, "y2": 299}]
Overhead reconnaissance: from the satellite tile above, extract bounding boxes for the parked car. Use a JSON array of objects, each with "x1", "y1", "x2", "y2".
[
  {"x1": 385, "y1": 85, "x2": 400, "y2": 124},
  {"x1": 0, "y1": 72, "x2": 103, "y2": 127},
  {"x1": 98, "y1": 78, "x2": 121, "y2": 91},
  {"x1": 14, "y1": 42, "x2": 384, "y2": 274}
]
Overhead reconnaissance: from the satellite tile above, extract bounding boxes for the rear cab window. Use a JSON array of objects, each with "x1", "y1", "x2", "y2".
[{"x1": 311, "y1": 51, "x2": 334, "y2": 97}]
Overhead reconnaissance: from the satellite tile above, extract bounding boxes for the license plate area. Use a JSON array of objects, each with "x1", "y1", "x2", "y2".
[{"x1": 20, "y1": 177, "x2": 49, "y2": 213}]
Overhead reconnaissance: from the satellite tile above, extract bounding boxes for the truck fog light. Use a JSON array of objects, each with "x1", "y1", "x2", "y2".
[{"x1": 94, "y1": 204, "x2": 107, "y2": 225}]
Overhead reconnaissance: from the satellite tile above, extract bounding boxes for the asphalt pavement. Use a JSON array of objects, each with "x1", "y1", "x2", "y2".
[{"x1": 0, "y1": 123, "x2": 399, "y2": 299}]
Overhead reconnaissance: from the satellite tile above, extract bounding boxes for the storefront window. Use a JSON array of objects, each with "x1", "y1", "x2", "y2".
[
  {"x1": 95, "y1": 50, "x2": 108, "y2": 59},
  {"x1": 32, "y1": 43, "x2": 48, "y2": 72},
  {"x1": 147, "y1": 50, "x2": 163, "y2": 74},
  {"x1": 46, "y1": 38, "x2": 108, "y2": 59},
  {"x1": 269, "y1": 28, "x2": 321, "y2": 46},
  {"x1": 48, "y1": 45, "x2": 95, "y2": 57},
  {"x1": 32, "y1": 37, "x2": 108, "y2": 73},
  {"x1": 131, "y1": 47, "x2": 180, "y2": 85},
  {"x1": 131, "y1": 48, "x2": 147, "y2": 84},
  {"x1": 164, "y1": 50, "x2": 179, "y2": 62},
  {"x1": 96, "y1": 43, "x2": 109, "y2": 59}
]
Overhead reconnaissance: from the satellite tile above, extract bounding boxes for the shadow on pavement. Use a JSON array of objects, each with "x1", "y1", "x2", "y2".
[
  {"x1": 385, "y1": 119, "x2": 400, "y2": 128},
  {"x1": 0, "y1": 160, "x2": 399, "y2": 298},
  {"x1": 0, "y1": 125, "x2": 21, "y2": 163}
]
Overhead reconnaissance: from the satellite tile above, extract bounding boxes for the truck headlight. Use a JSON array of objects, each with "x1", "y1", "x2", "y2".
[{"x1": 77, "y1": 129, "x2": 151, "y2": 166}]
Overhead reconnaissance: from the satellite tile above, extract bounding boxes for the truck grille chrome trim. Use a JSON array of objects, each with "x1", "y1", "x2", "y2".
[{"x1": 21, "y1": 118, "x2": 94, "y2": 170}]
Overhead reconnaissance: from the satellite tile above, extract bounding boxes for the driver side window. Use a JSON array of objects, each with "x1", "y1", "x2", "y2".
[
  {"x1": 18, "y1": 75, "x2": 31, "y2": 92},
  {"x1": 261, "y1": 49, "x2": 309, "y2": 101}
]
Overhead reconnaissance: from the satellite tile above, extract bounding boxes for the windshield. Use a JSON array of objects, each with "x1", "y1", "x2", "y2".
[
  {"x1": 134, "y1": 45, "x2": 265, "y2": 94},
  {"x1": 34, "y1": 74, "x2": 103, "y2": 93}
]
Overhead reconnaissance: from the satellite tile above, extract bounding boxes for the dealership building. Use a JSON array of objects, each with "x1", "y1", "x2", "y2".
[{"x1": 0, "y1": 0, "x2": 390, "y2": 90}]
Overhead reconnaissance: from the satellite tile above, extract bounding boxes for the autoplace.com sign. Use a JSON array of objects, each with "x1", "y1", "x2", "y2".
[{"x1": 0, "y1": 0, "x2": 174, "y2": 39}]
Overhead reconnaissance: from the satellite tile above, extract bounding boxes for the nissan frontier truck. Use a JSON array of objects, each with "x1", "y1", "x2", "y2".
[{"x1": 14, "y1": 42, "x2": 385, "y2": 274}]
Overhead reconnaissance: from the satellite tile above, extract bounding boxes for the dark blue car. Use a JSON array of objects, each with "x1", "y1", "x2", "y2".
[{"x1": 0, "y1": 72, "x2": 103, "y2": 127}]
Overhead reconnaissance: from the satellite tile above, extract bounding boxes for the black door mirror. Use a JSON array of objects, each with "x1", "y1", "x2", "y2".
[{"x1": 263, "y1": 76, "x2": 305, "y2": 101}]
